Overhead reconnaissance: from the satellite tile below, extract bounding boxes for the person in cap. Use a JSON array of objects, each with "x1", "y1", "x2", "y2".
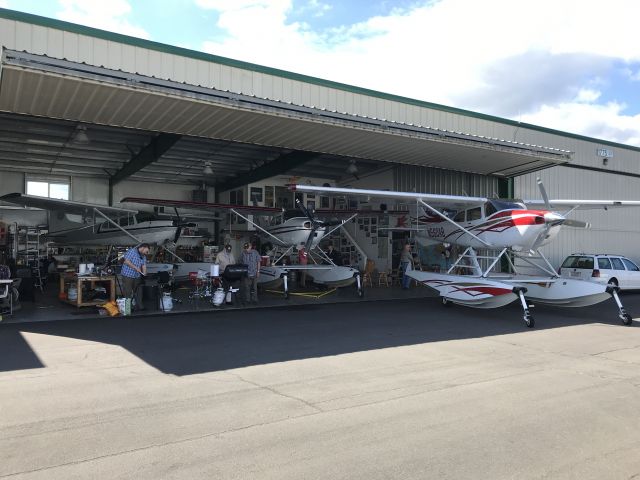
[
  {"x1": 215, "y1": 243, "x2": 236, "y2": 274},
  {"x1": 241, "y1": 242, "x2": 261, "y2": 304}
]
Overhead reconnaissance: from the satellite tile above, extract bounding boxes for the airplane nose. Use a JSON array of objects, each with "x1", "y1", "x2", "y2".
[{"x1": 543, "y1": 211, "x2": 565, "y2": 226}]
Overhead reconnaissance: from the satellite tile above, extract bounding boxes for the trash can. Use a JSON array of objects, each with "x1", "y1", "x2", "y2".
[{"x1": 141, "y1": 284, "x2": 159, "y2": 311}]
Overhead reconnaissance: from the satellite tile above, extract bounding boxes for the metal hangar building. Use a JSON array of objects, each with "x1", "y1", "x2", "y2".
[{"x1": 1, "y1": 8, "x2": 639, "y2": 270}]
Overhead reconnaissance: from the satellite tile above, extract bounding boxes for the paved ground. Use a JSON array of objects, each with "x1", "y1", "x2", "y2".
[{"x1": 2, "y1": 294, "x2": 640, "y2": 479}]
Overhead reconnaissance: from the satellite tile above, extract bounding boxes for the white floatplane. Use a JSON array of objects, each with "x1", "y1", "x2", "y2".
[
  {"x1": 0, "y1": 193, "x2": 181, "y2": 247},
  {"x1": 121, "y1": 197, "x2": 363, "y2": 297},
  {"x1": 291, "y1": 180, "x2": 640, "y2": 327}
]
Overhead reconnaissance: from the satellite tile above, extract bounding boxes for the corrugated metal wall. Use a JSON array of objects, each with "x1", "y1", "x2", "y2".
[{"x1": 394, "y1": 165, "x2": 498, "y2": 197}]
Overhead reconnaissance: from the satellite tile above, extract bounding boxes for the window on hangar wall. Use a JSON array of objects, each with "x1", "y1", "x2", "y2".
[{"x1": 25, "y1": 176, "x2": 70, "y2": 200}]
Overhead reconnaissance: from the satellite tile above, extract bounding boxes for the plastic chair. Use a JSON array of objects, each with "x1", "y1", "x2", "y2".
[{"x1": 361, "y1": 259, "x2": 375, "y2": 287}]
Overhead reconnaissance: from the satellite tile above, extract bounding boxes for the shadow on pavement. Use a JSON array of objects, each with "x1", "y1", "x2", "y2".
[
  {"x1": 0, "y1": 329, "x2": 45, "y2": 372},
  {"x1": 3, "y1": 294, "x2": 638, "y2": 376}
]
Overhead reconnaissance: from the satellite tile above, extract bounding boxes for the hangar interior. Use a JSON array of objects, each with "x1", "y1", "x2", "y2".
[{"x1": 1, "y1": 8, "x2": 640, "y2": 322}]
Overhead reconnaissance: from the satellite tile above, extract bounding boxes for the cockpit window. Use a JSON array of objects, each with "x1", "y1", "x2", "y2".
[
  {"x1": 488, "y1": 199, "x2": 526, "y2": 211},
  {"x1": 484, "y1": 202, "x2": 497, "y2": 217},
  {"x1": 466, "y1": 207, "x2": 482, "y2": 221}
]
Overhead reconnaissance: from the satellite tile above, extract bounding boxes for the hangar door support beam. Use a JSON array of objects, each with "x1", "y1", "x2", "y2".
[
  {"x1": 216, "y1": 150, "x2": 320, "y2": 193},
  {"x1": 108, "y1": 133, "x2": 182, "y2": 204}
]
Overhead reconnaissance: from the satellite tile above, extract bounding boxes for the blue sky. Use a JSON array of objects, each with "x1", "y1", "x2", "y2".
[{"x1": 2, "y1": 0, "x2": 640, "y2": 146}]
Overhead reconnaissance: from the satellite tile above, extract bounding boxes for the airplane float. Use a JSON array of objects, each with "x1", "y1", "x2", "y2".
[
  {"x1": 121, "y1": 197, "x2": 365, "y2": 297},
  {"x1": 291, "y1": 180, "x2": 640, "y2": 327}
]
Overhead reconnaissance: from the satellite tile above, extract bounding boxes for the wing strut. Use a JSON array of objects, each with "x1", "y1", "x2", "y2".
[
  {"x1": 318, "y1": 214, "x2": 357, "y2": 241},
  {"x1": 230, "y1": 208, "x2": 288, "y2": 246},
  {"x1": 417, "y1": 200, "x2": 493, "y2": 248}
]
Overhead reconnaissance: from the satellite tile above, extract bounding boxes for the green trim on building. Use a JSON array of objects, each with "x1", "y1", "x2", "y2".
[{"x1": 1, "y1": 7, "x2": 640, "y2": 154}]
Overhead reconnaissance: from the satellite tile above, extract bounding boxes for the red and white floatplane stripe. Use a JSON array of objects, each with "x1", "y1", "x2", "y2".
[{"x1": 407, "y1": 271, "x2": 518, "y2": 308}]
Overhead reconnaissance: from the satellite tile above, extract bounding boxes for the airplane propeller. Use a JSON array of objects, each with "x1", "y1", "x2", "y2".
[
  {"x1": 537, "y1": 177, "x2": 551, "y2": 211},
  {"x1": 296, "y1": 198, "x2": 322, "y2": 251},
  {"x1": 536, "y1": 178, "x2": 589, "y2": 229}
]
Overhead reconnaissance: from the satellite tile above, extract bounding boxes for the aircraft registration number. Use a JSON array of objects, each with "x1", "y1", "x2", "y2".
[{"x1": 427, "y1": 227, "x2": 445, "y2": 238}]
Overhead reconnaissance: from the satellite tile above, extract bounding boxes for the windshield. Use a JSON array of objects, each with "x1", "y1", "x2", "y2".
[{"x1": 487, "y1": 199, "x2": 526, "y2": 212}]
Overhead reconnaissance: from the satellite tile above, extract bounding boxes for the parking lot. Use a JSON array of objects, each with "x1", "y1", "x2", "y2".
[{"x1": 2, "y1": 295, "x2": 640, "y2": 479}]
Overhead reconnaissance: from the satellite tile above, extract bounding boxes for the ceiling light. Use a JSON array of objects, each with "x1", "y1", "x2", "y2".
[
  {"x1": 73, "y1": 125, "x2": 90, "y2": 145},
  {"x1": 346, "y1": 159, "x2": 359, "y2": 176},
  {"x1": 203, "y1": 161, "x2": 214, "y2": 175}
]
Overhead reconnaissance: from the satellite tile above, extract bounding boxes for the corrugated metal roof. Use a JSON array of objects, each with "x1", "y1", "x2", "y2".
[
  {"x1": 0, "y1": 113, "x2": 386, "y2": 184},
  {"x1": 0, "y1": 50, "x2": 571, "y2": 180}
]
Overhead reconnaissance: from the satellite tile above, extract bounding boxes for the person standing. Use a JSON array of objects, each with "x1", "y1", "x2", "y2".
[
  {"x1": 215, "y1": 244, "x2": 236, "y2": 274},
  {"x1": 298, "y1": 246, "x2": 308, "y2": 287},
  {"x1": 326, "y1": 243, "x2": 342, "y2": 265},
  {"x1": 121, "y1": 243, "x2": 150, "y2": 309},
  {"x1": 399, "y1": 243, "x2": 414, "y2": 290},
  {"x1": 241, "y1": 242, "x2": 261, "y2": 304}
]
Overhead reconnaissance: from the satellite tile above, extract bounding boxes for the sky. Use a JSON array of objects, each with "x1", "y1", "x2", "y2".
[{"x1": 2, "y1": 0, "x2": 640, "y2": 146}]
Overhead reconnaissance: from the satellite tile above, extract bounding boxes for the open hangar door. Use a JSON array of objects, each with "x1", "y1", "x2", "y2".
[{"x1": 0, "y1": 50, "x2": 571, "y2": 321}]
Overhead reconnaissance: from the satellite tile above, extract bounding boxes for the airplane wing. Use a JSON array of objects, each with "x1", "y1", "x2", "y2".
[
  {"x1": 0, "y1": 193, "x2": 138, "y2": 216},
  {"x1": 290, "y1": 185, "x2": 487, "y2": 210},
  {"x1": 121, "y1": 197, "x2": 283, "y2": 216},
  {"x1": 315, "y1": 208, "x2": 410, "y2": 217},
  {"x1": 524, "y1": 199, "x2": 640, "y2": 210}
]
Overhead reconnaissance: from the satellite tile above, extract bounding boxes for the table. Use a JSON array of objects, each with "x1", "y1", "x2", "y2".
[{"x1": 59, "y1": 274, "x2": 116, "y2": 307}]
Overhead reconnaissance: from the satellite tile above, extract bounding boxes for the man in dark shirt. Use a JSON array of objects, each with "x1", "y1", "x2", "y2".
[{"x1": 241, "y1": 242, "x2": 261, "y2": 304}]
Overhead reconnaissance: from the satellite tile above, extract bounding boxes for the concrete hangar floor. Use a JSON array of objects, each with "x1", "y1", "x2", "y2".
[{"x1": 2, "y1": 293, "x2": 640, "y2": 479}]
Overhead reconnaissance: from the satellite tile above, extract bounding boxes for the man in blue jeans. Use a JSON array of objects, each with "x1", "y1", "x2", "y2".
[
  {"x1": 121, "y1": 243, "x2": 150, "y2": 310},
  {"x1": 399, "y1": 243, "x2": 414, "y2": 289}
]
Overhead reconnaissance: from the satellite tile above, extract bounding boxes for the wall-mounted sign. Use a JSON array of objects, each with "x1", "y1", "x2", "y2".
[{"x1": 596, "y1": 148, "x2": 614, "y2": 158}]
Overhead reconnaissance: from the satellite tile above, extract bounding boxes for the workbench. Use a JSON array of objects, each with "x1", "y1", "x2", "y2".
[{"x1": 59, "y1": 274, "x2": 116, "y2": 307}]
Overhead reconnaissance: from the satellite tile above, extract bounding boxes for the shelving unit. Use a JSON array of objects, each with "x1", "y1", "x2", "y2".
[{"x1": 10, "y1": 224, "x2": 47, "y2": 292}]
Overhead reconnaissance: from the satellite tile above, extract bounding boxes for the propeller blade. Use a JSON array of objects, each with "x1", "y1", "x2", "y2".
[
  {"x1": 296, "y1": 197, "x2": 310, "y2": 218},
  {"x1": 304, "y1": 226, "x2": 317, "y2": 252},
  {"x1": 563, "y1": 219, "x2": 591, "y2": 229},
  {"x1": 173, "y1": 225, "x2": 183, "y2": 243},
  {"x1": 536, "y1": 177, "x2": 551, "y2": 210}
]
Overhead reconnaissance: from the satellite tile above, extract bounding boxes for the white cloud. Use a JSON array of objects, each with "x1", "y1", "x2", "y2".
[
  {"x1": 302, "y1": 0, "x2": 332, "y2": 17},
  {"x1": 0, "y1": 1, "x2": 8, "y2": 8},
  {"x1": 56, "y1": 0, "x2": 150, "y2": 39},
  {"x1": 575, "y1": 89, "x2": 601, "y2": 103},
  {"x1": 194, "y1": 0, "x2": 640, "y2": 145},
  {"x1": 521, "y1": 101, "x2": 640, "y2": 146},
  {"x1": 623, "y1": 68, "x2": 640, "y2": 82}
]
